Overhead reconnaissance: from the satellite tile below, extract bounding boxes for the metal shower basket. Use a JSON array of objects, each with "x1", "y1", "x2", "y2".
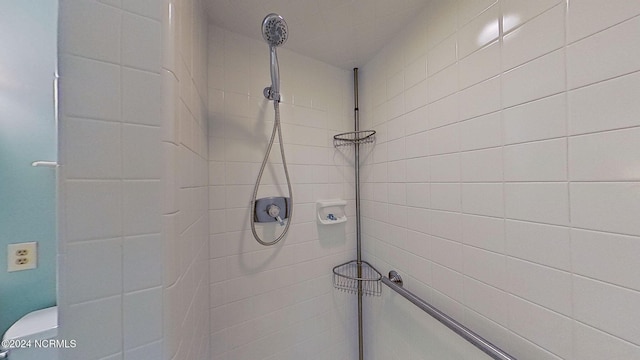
[
  {"x1": 332, "y1": 260, "x2": 382, "y2": 296},
  {"x1": 333, "y1": 130, "x2": 376, "y2": 147}
]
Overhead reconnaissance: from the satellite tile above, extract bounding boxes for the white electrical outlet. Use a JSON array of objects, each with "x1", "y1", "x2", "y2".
[{"x1": 7, "y1": 242, "x2": 37, "y2": 272}]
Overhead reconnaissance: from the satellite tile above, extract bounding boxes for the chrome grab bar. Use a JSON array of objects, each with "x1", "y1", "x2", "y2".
[{"x1": 382, "y1": 271, "x2": 517, "y2": 360}]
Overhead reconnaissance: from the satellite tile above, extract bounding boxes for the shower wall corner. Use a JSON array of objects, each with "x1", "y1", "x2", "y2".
[{"x1": 56, "y1": 0, "x2": 210, "y2": 359}]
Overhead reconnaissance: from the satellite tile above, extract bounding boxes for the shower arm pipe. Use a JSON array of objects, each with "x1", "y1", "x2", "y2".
[{"x1": 381, "y1": 274, "x2": 517, "y2": 360}]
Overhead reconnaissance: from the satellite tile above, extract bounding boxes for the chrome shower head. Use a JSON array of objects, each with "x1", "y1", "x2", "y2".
[
  {"x1": 262, "y1": 13, "x2": 288, "y2": 47},
  {"x1": 262, "y1": 13, "x2": 287, "y2": 102}
]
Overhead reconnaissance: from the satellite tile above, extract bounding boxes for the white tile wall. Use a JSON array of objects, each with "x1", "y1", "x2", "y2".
[
  {"x1": 571, "y1": 229, "x2": 640, "y2": 290},
  {"x1": 460, "y1": 148, "x2": 503, "y2": 182},
  {"x1": 58, "y1": 0, "x2": 209, "y2": 359},
  {"x1": 59, "y1": 55, "x2": 121, "y2": 121},
  {"x1": 458, "y1": 41, "x2": 500, "y2": 89},
  {"x1": 505, "y1": 220, "x2": 571, "y2": 270},
  {"x1": 568, "y1": 71, "x2": 640, "y2": 135},
  {"x1": 567, "y1": 15, "x2": 640, "y2": 89},
  {"x1": 458, "y1": 78, "x2": 501, "y2": 121},
  {"x1": 503, "y1": 93, "x2": 566, "y2": 144},
  {"x1": 507, "y1": 295, "x2": 572, "y2": 359},
  {"x1": 459, "y1": 111, "x2": 502, "y2": 150},
  {"x1": 62, "y1": 118, "x2": 122, "y2": 179},
  {"x1": 427, "y1": 93, "x2": 458, "y2": 129},
  {"x1": 570, "y1": 182, "x2": 640, "y2": 236},
  {"x1": 503, "y1": 138, "x2": 567, "y2": 181},
  {"x1": 566, "y1": 0, "x2": 640, "y2": 42},
  {"x1": 457, "y1": 4, "x2": 499, "y2": 59},
  {"x1": 462, "y1": 215, "x2": 504, "y2": 253},
  {"x1": 461, "y1": 183, "x2": 504, "y2": 217},
  {"x1": 502, "y1": 49, "x2": 565, "y2": 108},
  {"x1": 506, "y1": 258, "x2": 571, "y2": 315},
  {"x1": 64, "y1": 296, "x2": 123, "y2": 359},
  {"x1": 427, "y1": 34, "x2": 457, "y2": 76},
  {"x1": 501, "y1": 4, "x2": 564, "y2": 71},
  {"x1": 207, "y1": 25, "x2": 355, "y2": 360},
  {"x1": 572, "y1": 321, "x2": 640, "y2": 360},
  {"x1": 361, "y1": 1, "x2": 640, "y2": 359},
  {"x1": 63, "y1": 180, "x2": 122, "y2": 242},
  {"x1": 463, "y1": 276, "x2": 508, "y2": 325},
  {"x1": 59, "y1": 0, "x2": 122, "y2": 62},
  {"x1": 430, "y1": 154, "x2": 460, "y2": 182},
  {"x1": 58, "y1": 0, "x2": 640, "y2": 359},
  {"x1": 163, "y1": 2, "x2": 210, "y2": 358},
  {"x1": 573, "y1": 276, "x2": 640, "y2": 345},
  {"x1": 504, "y1": 183, "x2": 569, "y2": 225},
  {"x1": 502, "y1": 0, "x2": 563, "y2": 33},
  {"x1": 64, "y1": 239, "x2": 123, "y2": 303}
]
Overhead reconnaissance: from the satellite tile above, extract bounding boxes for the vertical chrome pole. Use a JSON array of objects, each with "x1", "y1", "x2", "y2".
[
  {"x1": 354, "y1": 68, "x2": 361, "y2": 263},
  {"x1": 353, "y1": 68, "x2": 364, "y2": 360}
]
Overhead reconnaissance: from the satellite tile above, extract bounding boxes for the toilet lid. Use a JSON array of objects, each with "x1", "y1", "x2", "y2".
[{"x1": 2, "y1": 306, "x2": 58, "y2": 345}]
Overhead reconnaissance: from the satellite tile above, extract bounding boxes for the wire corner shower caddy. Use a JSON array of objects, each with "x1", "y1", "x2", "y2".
[
  {"x1": 333, "y1": 129, "x2": 376, "y2": 147},
  {"x1": 332, "y1": 260, "x2": 382, "y2": 296}
]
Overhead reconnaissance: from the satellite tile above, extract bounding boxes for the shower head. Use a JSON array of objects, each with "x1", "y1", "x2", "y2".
[
  {"x1": 262, "y1": 13, "x2": 287, "y2": 102},
  {"x1": 262, "y1": 13, "x2": 288, "y2": 47}
]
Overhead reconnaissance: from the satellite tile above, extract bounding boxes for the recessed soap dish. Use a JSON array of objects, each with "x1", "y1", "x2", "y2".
[{"x1": 316, "y1": 199, "x2": 347, "y2": 225}]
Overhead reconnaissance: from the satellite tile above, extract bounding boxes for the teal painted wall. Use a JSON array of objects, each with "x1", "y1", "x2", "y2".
[{"x1": 0, "y1": 0, "x2": 57, "y2": 336}]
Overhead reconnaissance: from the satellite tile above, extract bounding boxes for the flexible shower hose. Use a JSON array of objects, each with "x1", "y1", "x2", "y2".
[{"x1": 250, "y1": 101, "x2": 294, "y2": 246}]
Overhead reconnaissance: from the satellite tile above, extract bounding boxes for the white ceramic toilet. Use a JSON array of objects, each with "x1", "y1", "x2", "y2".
[{"x1": 0, "y1": 306, "x2": 58, "y2": 360}]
